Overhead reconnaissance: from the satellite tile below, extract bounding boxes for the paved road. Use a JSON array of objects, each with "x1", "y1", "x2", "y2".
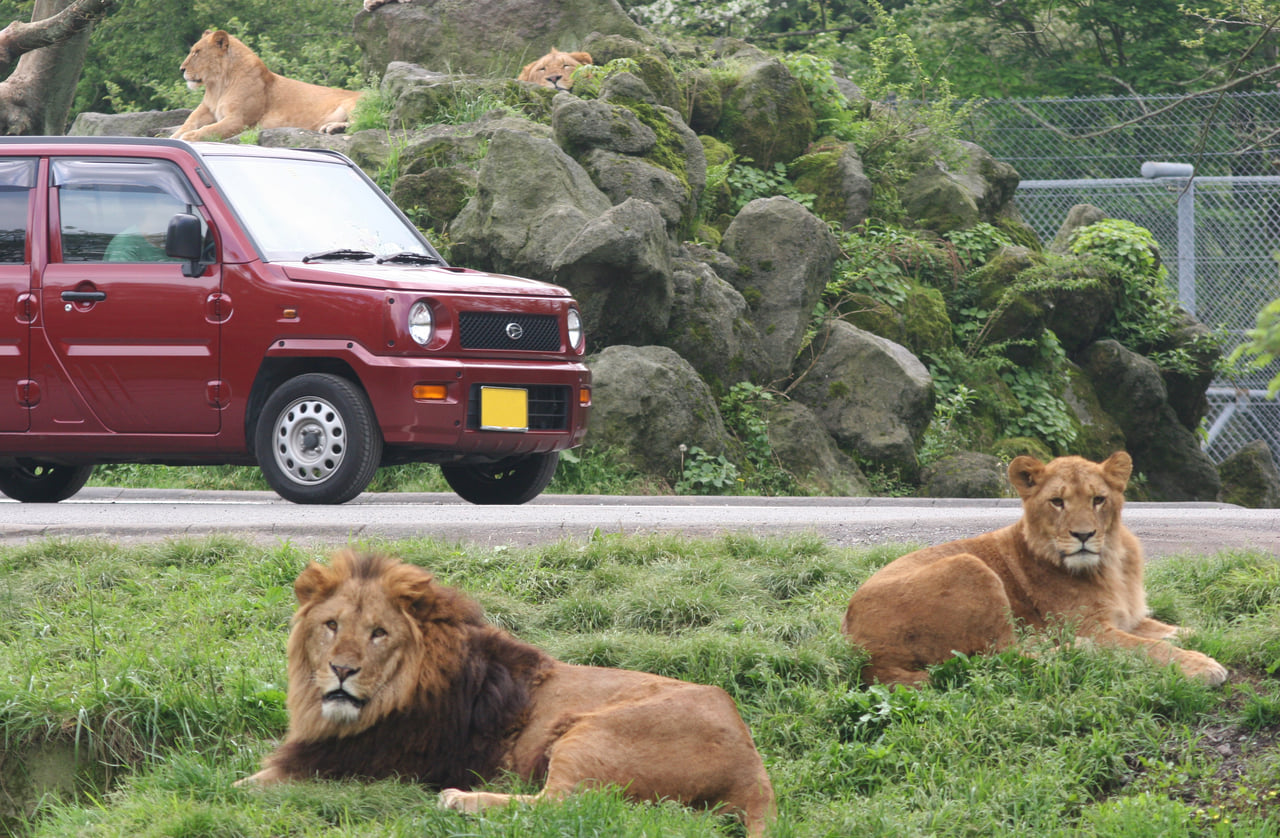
[{"x1": 1, "y1": 489, "x2": 1277, "y2": 559}]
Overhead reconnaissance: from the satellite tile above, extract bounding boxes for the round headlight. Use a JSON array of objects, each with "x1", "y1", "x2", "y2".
[
  {"x1": 408, "y1": 300, "x2": 434, "y2": 346},
  {"x1": 567, "y1": 308, "x2": 584, "y2": 350}
]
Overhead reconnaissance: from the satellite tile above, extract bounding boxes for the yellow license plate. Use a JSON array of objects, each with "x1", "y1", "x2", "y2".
[{"x1": 479, "y1": 386, "x2": 528, "y2": 431}]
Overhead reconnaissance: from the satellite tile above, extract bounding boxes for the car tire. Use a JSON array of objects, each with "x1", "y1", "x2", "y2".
[
  {"x1": 441, "y1": 451, "x2": 559, "y2": 505},
  {"x1": 255, "y1": 373, "x2": 382, "y2": 505},
  {"x1": 0, "y1": 461, "x2": 94, "y2": 503}
]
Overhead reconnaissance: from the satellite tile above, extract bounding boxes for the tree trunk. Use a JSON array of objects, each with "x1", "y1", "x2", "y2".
[{"x1": 0, "y1": 0, "x2": 106, "y2": 135}]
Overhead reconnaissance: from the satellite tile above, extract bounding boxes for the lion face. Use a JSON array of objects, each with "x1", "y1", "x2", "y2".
[
  {"x1": 179, "y1": 29, "x2": 232, "y2": 91},
  {"x1": 284, "y1": 551, "x2": 477, "y2": 738},
  {"x1": 1009, "y1": 452, "x2": 1132, "y2": 572},
  {"x1": 518, "y1": 49, "x2": 593, "y2": 91}
]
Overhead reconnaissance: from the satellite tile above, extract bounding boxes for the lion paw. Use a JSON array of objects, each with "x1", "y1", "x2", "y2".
[
  {"x1": 439, "y1": 788, "x2": 480, "y2": 813},
  {"x1": 1181, "y1": 651, "x2": 1229, "y2": 687}
]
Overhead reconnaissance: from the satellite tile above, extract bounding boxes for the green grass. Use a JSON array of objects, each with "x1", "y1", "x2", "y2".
[
  {"x1": 1, "y1": 535, "x2": 1277, "y2": 836},
  {"x1": 87, "y1": 446, "x2": 663, "y2": 496}
]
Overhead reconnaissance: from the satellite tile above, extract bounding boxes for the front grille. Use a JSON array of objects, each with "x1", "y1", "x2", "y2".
[
  {"x1": 467, "y1": 385, "x2": 570, "y2": 431},
  {"x1": 459, "y1": 312, "x2": 560, "y2": 351}
]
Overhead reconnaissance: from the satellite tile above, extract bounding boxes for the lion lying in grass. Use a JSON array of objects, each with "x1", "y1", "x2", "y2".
[
  {"x1": 171, "y1": 29, "x2": 363, "y2": 142},
  {"x1": 842, "y1": 452, "x2": 1229, "y2": 688},
  {"x1": 238, "y1": 550, "x2": 776, "y2": 836},
  {"x1": 517, "y1": 48, "x2": 593, "y2": 91}
]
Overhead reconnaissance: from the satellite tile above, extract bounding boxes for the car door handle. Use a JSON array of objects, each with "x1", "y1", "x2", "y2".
[{"x1": 62, "y1": 290, "x2": 107, "y2": 303}]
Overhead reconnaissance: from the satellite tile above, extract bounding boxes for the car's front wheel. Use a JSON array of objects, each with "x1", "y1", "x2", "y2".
[
  {"x1": 255, "y1": 373, "x2": 382, "y2": 504},
  {"x1": 0, "y1": 461, "x2": 94, "y2": 503},
  {"x1": 441, "y1": 451, "x2": 559, "y2": 505}
]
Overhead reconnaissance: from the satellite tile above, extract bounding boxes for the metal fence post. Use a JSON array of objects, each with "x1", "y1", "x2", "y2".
[{"x1": 1142, "y1": 162, "x2": 1196, "y2": 315}]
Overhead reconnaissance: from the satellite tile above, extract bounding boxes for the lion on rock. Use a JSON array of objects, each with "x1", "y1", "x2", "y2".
[
  {"x1": 238, "y1": 550, "x2": 776, "y2": 836},
  {"x1": 517, "y1": 48, "x2": 593, "y2": 91},
  {"x1": 842, "y1": 452, "x2": 1228, "y2": 688},
  {"x1": 171, "y1": 29, "x2": 363, "y2": 142}
]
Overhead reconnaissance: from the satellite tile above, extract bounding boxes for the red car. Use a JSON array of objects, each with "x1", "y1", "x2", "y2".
[{"x1": 0, "y1": 137, "x2": 589, "y2": 504}]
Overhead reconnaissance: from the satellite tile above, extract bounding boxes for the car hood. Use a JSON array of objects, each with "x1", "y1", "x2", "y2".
[{"x1": 279, "y1": 262, "x2": 571, "y2": 297}]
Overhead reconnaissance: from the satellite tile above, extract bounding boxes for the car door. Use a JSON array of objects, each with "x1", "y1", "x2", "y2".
[
  {"x1": 35, "y1": 156, "x2": 222, "y2": 434},
  {"x1": 0, "y1": 158, "x2": 36, "y2": 432}
]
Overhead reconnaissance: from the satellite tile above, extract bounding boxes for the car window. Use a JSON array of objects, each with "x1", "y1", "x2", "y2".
[
  {"x1": 202, "y1": 153, "x2": 436, "y2": 262},
  {"x1": 0, "y1": 159, "x2": 36, "y2": 264},
  {"x1": 52, "y1": 159, "x2": 197, "y2": 263}
]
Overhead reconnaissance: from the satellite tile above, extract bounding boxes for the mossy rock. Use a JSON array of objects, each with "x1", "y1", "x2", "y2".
[
  {"x1": 836, "y1": 293, "x2": 904, "y2": 345},
  {"x1": 990, "y1": 437, "x2": 1054, "y2": 464},
  {"x1": 390, "y1": 166, "x2": 477, "y2": 231},
  {"x1": 900, "y1": 283, "x2": 953, "y2": 356},
  {"x1": 952, "y1": 370, "x2": 1021, "y2": 452},
  {"x1": 1060, "y1": 362, "x2": 1127, "y2": 462},
  {"x1": 716, "y1": 55, "x2": 815, "y2": 168},
  {"x1": 964, "y1": 245, "x2": 1041, "y2": 310}
]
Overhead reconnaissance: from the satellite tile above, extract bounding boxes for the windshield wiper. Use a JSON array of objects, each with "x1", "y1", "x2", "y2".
[
  {"x1": 376, "y1": 252, "x2": 444, "y2": 265},
  {"x1": 302, "y1": 249, "x2": 376, "y2": 263}
]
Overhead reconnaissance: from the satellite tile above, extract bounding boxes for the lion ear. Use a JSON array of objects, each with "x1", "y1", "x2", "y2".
[
  {"x1": 1008, "y1": 455, "x2": 1045, "y2": 497},
  {"x1": 293, "y1": 560, "x2": 339, "y2": 607},
  {"x1": 1101, "y1": 450, "x2": 1133, "y2": 489},
  {"x1": 211, "y1": 30, "x2": 230, "y2": 50},
  {"x1": 569, "y1": 51, "x2": 593, "y2": 65}
]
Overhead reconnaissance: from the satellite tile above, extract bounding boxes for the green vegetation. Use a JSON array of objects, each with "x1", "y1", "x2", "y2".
[{"x1": 2, "y1": 536, "x2": 1277, "y2": 836}]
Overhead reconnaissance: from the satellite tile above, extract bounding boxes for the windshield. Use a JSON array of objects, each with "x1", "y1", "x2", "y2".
[{"x1": 203, "y1": 153, "x2": 439, "y2": 263}]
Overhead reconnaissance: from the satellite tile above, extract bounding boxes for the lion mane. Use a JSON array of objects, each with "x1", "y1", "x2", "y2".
[
  {"x1": 842, "y1": 452, "x2": 1229, "y2": 688},
  {"x1": 517, "y1": 48, "x2": 593, "y2": 91},
  {"x1": 171, "y1": 29, "x2": 363, "y2": 142},
  {"x1": 240, "y1": 550, "x2": 775, "y2": 836}
]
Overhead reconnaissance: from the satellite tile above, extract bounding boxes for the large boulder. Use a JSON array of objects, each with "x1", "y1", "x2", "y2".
[
  {"x1": 584, "y1": 344, "x2": 731, "y2": 478},
  {"x1": 662, "y1": 250, "x2": 765, "y2": 390},
  {"x1": 551, "y1": 198, "x2": 674, "y2": 347},
  {"x1": 765, "y1": 401, "x2": 870, "y2": 496},
  {"x1": 1079, "y1": 339, "x2": 1221, "y2": 501},
  {"x1": 555, "y1": 84, "x2": 706, "y2": 238},
  {"x1": 921, "y1": 452, "x2": 1008, "y2": 498},
  {"x1": 789, "y1": 320, "x2": 934, "y2": 477},
  {"x1": 713, "y1": 49, "x2": 816, "y2": 168},
  {"x1": 1060, "y1": 363, "x2": 1127, "y2": 462},
  {"x1": 1050, "y1": 203, "x2": 1108, "y2": 253},
  {"x1": 720, "y1": 196, "x2": 840, "y2": 383},
  {"x1": 354, "y1": 0, "x2": 647, "y2": 80},
  {"x1": 789, "y1": 139, "x2": 873, "y2": 231},
  {"x1": 68, "y1": 109, "x2": 191, "y2": 137},
  {"x1": 449, "y1": 128, "x2": 611, "y2": 280},
  {"x1": 900, "y1": 140, "x2": 1021, "y2": 234},
  {"x1": 1218, "y1": 440, "x2": 1280, "y2": 508}
]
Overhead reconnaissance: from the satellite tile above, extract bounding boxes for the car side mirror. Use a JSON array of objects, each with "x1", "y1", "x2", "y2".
[{"x1": 165, "y1": 212, "x2": 206, "y2": 277}]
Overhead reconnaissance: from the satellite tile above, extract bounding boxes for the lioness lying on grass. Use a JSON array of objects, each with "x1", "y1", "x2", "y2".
[{"x1": 842, "y1": 452, "x2": 1229, "y2": 688}]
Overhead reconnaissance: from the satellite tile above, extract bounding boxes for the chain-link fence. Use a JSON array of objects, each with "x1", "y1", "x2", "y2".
[
  {"x1": 1015, "y1": 173, "x2": 1280, "y2": 465},
  {"x1": 965, "y1": 91, "x2": 1280, "y2": 180}
]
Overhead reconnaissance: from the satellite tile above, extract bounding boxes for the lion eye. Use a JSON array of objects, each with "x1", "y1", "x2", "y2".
[
  {"x1": 1093, "y1": 495, "x2": 1106, "y2": 507},
  {"x1": 1049, "y1": 497, "x2": 1065, "y2": 509},
  {"x1": 371, "y1": 627, "x2": 387, "y2": 639},
  {"x1": 324, "y1": 619, "x2": 338, "y2": 631}
]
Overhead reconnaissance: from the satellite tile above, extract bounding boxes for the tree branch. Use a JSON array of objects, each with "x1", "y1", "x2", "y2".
[{"x1": 0, "y1": 0, "x2": 117, "y2": 74}]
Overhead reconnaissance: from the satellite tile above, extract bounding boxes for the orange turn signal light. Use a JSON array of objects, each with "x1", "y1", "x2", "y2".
[
  {"x1": 413, "y1": 384, "x2": 448, "y2": 401},
  {"x1": 579, "y1": 387, "x2": 591, "y2": 406}
]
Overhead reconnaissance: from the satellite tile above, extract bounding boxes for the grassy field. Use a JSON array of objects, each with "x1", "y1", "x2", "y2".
[{"x1": 1, "y1": 534, "x2": 1277, "y2": 837}]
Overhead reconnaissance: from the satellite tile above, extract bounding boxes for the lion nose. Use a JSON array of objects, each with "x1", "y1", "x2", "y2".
[
  {"x1": 330, "y1": 663, "x2": 360, "y2": 683},
  {"x1": 1071, "y1": 530, "x2": 1096, "y2": 544}
]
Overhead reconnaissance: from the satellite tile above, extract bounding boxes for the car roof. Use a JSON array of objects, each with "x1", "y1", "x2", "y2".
[{"x1": 0, "y1": 136, "x2": 350, "y2": 165}]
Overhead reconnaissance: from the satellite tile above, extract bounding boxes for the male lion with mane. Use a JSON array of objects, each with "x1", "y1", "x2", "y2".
[
  {"x1": 239, "y1": 550, "x2": 776, "y2": 836},
  {"x1": 518, "y1": 48, "x2": 593, "y2": 91},
  {"x1": 842, "y1": 452, "x2": 1228, "y2": 688},
  {"x1": 171, "y1": 29, "x2": 363, "y2": 142}
]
